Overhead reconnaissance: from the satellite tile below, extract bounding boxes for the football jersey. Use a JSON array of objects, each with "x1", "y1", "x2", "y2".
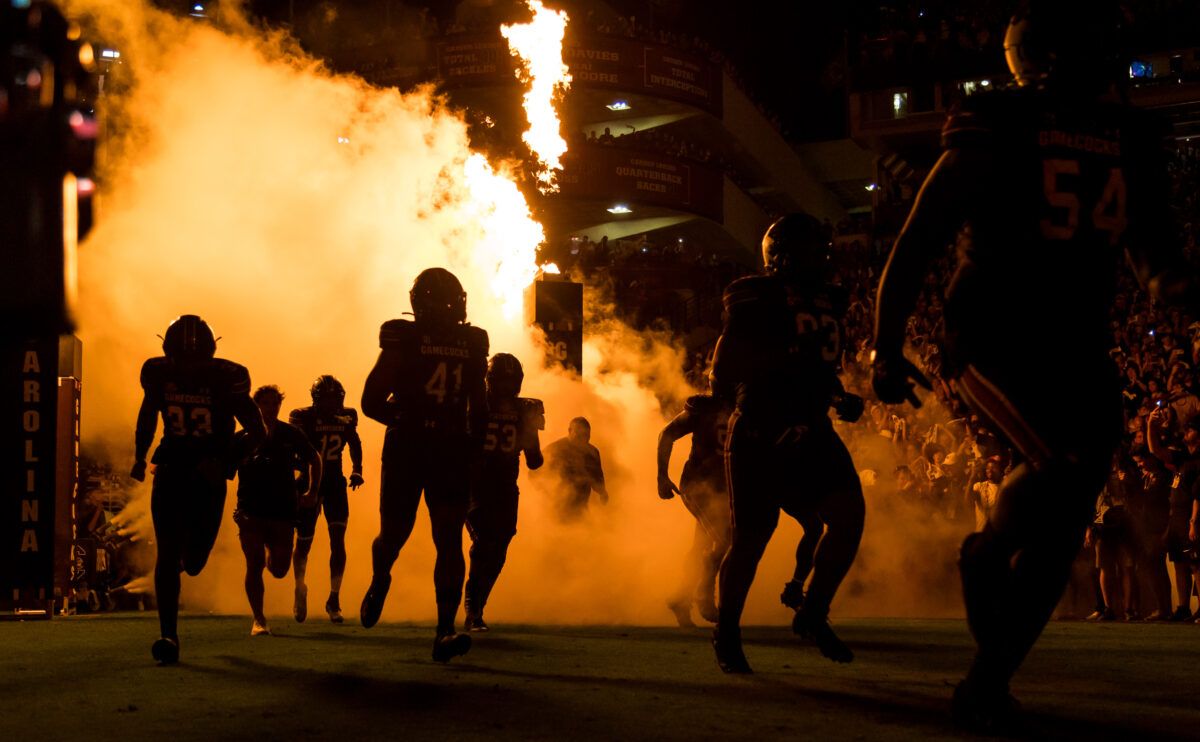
[
  {"x1": 939, "y1": 87, "x2": 1171, "y2": 363},
  {"x1": 481, "y1": 397, "x2": 545, "y2": 485},
  {"x1": 289, "y1": 406, "x2": 361, "y2": 478},
  {"x1": 680, "y1": 394, "x2": 731, "y2": 470},
  {"x1": 234, "y1": 421, "x2": 316, "y2": 521},
  {"x1": 139, "y1": 357, "x2": 251, "y2": 463},
  {"x1": 377, "y1": 318, "x2": 488, "y2": 438},
  {"x1": 715, "y1": 275, "x2": 848, "y2": 424}
]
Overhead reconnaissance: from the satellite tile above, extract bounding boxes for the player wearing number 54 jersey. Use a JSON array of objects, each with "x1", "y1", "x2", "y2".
[
  {"x1": 872, "y1": 1, "x2": 1197, "y2": 731},
  {"x1": 289, "y1": 375, "x2": 364, "y2": 624},
  {"x1": 132, "y1": 315, "x2": 266, "y2": 665},
  {"x1": 360, "y1": 267, "x2": 488, "y2": 663}
]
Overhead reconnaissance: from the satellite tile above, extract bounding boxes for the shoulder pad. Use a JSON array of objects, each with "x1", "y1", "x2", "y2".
[
  {"x1": 722, "y1": 275, "x2": 779, "y2": 314},
  {"x1": 468, "y1": 325, "x2": 489, "y2": 357},
  {"x1": 140, "y1": 357, "x2": 168, "y2": 390},
  {"x1": 214, "y1": 359, "x2": 252, "y2": 395},
  {"x1": 683, "y1": 394, "x2": 715, "y2": 415},
  {"x1": 518, "y1": 397, "x2": 546, "y2": 430},
  {"x1": 941, "y1": 89, "x2": 1009, "y2": 149},
  {"x1": 288, "y1": 407, "x2": 312, "y2": 426},
  {"x1": 380, "y1": 319, "x2": 415, "y2": 350},
  {"x1": 343, "y1": 407, "x2": 359, "y2": 424}
]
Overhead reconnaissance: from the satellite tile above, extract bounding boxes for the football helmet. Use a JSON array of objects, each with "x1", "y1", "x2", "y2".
[
  {"x1": 410, "y1": 267, "x2": 467, "y2": 324},
  {"x1": 487, "y1": 352, "x2": 524, "y2": 397},
  {"x1": 310, "y1": 374, "x2": 345, "y2": 408},
  {"x1": 762, "y1": 213, "x2": 829, "y2": 283},
  {"x1": 162, "y1": 315, "x2": 216, "y2": 360},
  {"x1": 1004, "y1": 0, "x2": 1129, "y2": 93}
]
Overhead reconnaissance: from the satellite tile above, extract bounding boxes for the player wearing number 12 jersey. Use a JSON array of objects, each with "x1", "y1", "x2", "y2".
[
  {"x1": 463, "y1": 353, "x2": 544, "y2": 631},
  {"x1": 872, "y1": 1, "x2": 1195, "y2": 731},
  {"x1": 710, "y1": 214, "x2": 866, "y2": 674},
  {"x1": 360, "y1": 267, "x2": 488, "y2": 663},
  {"x1": 289, "y1": 375, "x2": 364, "y2": 624},
  {"x1": 132, "y1": 315, "x2": 266, "y2": 664}
]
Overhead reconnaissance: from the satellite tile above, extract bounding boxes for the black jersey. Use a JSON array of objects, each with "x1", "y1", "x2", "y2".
[
  {"x1": 289, "y1": 406, "x2": 362, "y2": 477},
  {"x1": 234, "y1": 421, "x2": 316, "y2": 521},
  {"x1": 939, "y1": 87, "x2": 1172, "y2": 366},
  {"x1": 481, "y1": 397, "x2": 545, "y2": 485},
  {"x1": 681, "y1": 394, "x2": 731, "y2": 469},
  {"x1": 714, "y1": 275, "x2": 847, "y2": 425},
  {"x1": 372, "y1": 319, "x2": 488, "y2": 439},
  {"x1": 138, "y1": 357, "x2": 252, "y2": 463}
]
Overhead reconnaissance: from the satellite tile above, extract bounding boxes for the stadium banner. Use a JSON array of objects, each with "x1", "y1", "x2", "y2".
[
  {"x1": 434, "y1": 34, "x2": 722, "y2": 114},
  {"x1": 558, "y1": 146, "x2": 724, "y2": 221},
  {"x1": 1, "y1": 336, "x2": 60, "y2": 610}
]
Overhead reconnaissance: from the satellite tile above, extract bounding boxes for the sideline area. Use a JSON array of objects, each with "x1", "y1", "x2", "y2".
[{"x1": 1, "y1": 615, "x2": 1197, "y2": 740}]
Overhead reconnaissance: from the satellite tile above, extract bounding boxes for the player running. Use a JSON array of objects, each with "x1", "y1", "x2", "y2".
[
  {"x1": 710, "y1": 214, "x2": 866, "y2": 673},
  {"x1": 656, "y1": 389, "x2": 731, "y2": 626},
  {"x1": 233, "y1": 385, "x2": 321, "y2": 636},
  {"x1": 132, "y1": 315, "x2": 266, "y2": 664},
  {"x1": 871, "y1": 1, "x2": 1194, "y2": 731},
  {"x1": 360, "y1": 267, "x2": 488, "y2": 662},
  {"x1": 463, "y1": 353, "x2": 545, "y2": 631},
  {"x1": 289, "y1": 375, "x2": 364, "y2": 624}
]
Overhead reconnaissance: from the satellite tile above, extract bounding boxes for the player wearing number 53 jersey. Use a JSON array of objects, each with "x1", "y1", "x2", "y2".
[
  {"x1": 872, "y1": 1, "x2": 1197, "y2": 731},
  {"x1": 132, "y1": 315, "x2": 266, "y2": 665},
  {"x1": 464, "y1": 353, "x2": 544, "y2": 632},
  {"x1": 360, "y1": 267, "x2": 488, "y2": 663},
  {"x1": 710, "y1": 214, "x2": 866, "y2": 674},
  {"x1": 289, "y1": 375, "x2": 364, "y2": 624}
]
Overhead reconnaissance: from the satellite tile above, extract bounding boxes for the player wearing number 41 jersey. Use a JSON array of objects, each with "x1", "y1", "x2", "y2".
[
  {"x1": 133, "y1": 315, "x2": 266, "y2": 665},
  {"x1": 360, "y1": 267, "x2": 488, "y2": 663},
  {"x1": 289, "y1": 375, "x2": 364, "y2": 624},
  {"x1": 872, "y1": 1, "x2": 1197, "y2": 732}
]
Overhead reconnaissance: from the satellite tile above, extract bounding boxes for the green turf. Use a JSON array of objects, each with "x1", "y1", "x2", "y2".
[{"x1": 1, "y1": 614, "x2": 1197, "y2": 741}]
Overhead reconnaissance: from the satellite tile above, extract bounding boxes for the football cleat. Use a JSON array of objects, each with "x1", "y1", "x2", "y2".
[
  {"x1": 712, "y1": 626, "x2": 751, "y2": 674},
  {"x1": 793, "y1": 609, "x2": 853, "y2": 663},
  {"x1": 326, "y1": 595, "x2": 344, "y2": 624},
  {"x1": 359, "y1": 574, "x2": 391, "y2": 629},
  {"x1": 151, "y1": 637, "x2": 179, "y2": 665},
  {"x1": 463, "y1": 613, "x2": 489, "y2": 632},
  {"x1": 667, "y1": 599, "x2": 696, "y2": 628},
  {"x1": 251, "y1": 619, "x2": 271, "y2": 636},
  {"x1": 432, "y1": 632, "x2": 472, "y2": 663},
  {"x1": 951, "y1": 679, "x2": 1027, "y2": 735},
  {"x1": 293, "y1": 584, "x2": 308, "y2": 623},
  {"x1": 780, "y1": 580, "x2": 806, "y2": 611}
]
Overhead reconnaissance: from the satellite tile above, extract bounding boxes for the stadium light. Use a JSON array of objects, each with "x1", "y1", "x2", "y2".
[
  {"x1": 605, "y1": 100, "x2": 631, "y2": 112},
  {"x1": 607, "y1": 204, "x2": 632, "y2": 214}
]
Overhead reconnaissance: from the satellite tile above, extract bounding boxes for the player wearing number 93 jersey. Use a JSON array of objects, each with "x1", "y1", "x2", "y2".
[
  {"x1": 133, "y1": 314, "x2": 266, "y2": 665},
  {"x1": 360, "y1": 267, "x2": 488, "y2": 663},
  {"x1": 871, "y1": 1, "x2": 1198, "y2": 731},
  {"x1": 710, "y1": 213, "x2": 866, "y2": 674}
]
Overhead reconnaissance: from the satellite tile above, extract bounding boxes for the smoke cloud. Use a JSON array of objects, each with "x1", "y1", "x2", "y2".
[{"x1": 69, "y1": 0, "x2": 967, "y2": 628}]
